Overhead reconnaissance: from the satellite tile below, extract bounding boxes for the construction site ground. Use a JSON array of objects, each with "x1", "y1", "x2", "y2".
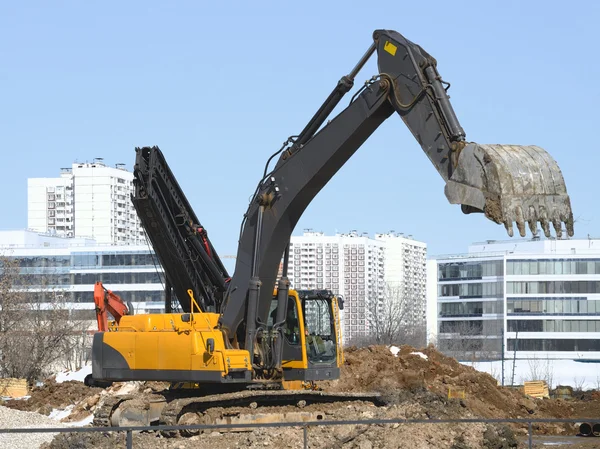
[{"x1": 3, "y1": 344, "x2": 600, "y2": 449}]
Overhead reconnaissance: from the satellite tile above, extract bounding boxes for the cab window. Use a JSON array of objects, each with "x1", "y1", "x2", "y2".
[
  {"x1": 303, "y1": 298, "x2": 337, "y2": 363},
  {"x1": 269, "y1": 297, "x2": 301, "y2": 345}
]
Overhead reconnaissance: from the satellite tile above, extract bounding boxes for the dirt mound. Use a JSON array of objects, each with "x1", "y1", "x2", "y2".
[
  {"x1": 323, "y1": 345, "x2": 512, "y2": 409},
  {"x1": 321, "y1": 344, "x2": 586, "y2": 436},
  {"x1": 3, "y1": 380, "x2": 103, "y2": 415}
]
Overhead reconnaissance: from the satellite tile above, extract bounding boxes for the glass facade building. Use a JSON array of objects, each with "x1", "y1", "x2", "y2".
[
  {"x1": 432, "y1": 237, "x2": 600, "y2": 360},
  {"x1": 436, "y1": 257, "x2": 505, "y2": 359},
  {"x1": 0, "y1": 230, "x2": 166, "y2": 316}
]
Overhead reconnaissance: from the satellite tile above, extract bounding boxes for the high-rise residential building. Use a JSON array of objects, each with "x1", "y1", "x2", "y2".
[
  {"x1": 287, "y1": 230, "x2": 427, "y2": 345},
  {"x1": 27, "y1": 158, "x2": 145, "y2": 245},
  {"x1": 431, "y1": 237, "x2": 600, "y2": 361},
  {"x1": 375, "y1": 232, "x2": 427, "y2": 331}
]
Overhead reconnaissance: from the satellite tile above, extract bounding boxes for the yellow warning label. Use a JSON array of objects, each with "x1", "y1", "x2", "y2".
[
  {"x1": 448, "y1": 387, "x2": 466, "y2": 399},
  {"x1": 384, "y1": 41, "x2": 397, "y2": 56}
]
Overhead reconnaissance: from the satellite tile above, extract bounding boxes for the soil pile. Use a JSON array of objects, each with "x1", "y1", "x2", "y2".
[
  {"x1": 3, "y1": 380, "x2": 103, "y2": 415},
  {"x1": 320, "y1": 344, "x2": 586, "y2": 436},
  {"x1": 322, "y1": 344, "x2": 526, "y2": 415}
]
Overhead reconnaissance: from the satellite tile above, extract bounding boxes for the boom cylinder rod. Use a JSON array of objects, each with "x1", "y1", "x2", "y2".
[
  {"x1": 245, "y1": 204, "x2": 265, "y2": 355},
  {"x1": 273, "y1": 277, "x2": 290, "y2": 370},
  {"x1": 245, "y1": 277, "x2": 261, "y2": 354},
  {"x1": 165, "y1": 278, "x2": 172, "y2": 313},
  {"x1": 294, "y1": 43, "x2": 376, "y2": 148},
  {"x1": 282, "y1": 242, "x2": 290, "y2": 278},
  {"x1": 251, "y1": 205, "x2": 265, "y2": 278},
  {"x1": 348, "y1": 42, "x2": 376, "y2": 79}
]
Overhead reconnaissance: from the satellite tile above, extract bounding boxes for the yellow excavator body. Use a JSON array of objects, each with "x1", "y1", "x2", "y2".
[
  {"x1": 95, "y1": 289, "x2": 341, "y2": 385},
  {"x1": 102, "y1": 312, "x2": 251, "y2": 379}
]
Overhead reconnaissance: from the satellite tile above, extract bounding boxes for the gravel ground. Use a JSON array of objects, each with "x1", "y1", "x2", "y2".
[{"x1": 0, "y1": 405, "x2": 69, "y2": 449}]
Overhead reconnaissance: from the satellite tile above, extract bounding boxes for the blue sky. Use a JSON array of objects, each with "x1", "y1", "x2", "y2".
[{"x1": 1, "y1": 0, "x2": 598, "y2": 258}]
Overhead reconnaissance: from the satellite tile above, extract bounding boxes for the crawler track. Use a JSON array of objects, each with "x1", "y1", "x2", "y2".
[{"x1": 94, "y1": 389, "x2": 385, "y2": 428}]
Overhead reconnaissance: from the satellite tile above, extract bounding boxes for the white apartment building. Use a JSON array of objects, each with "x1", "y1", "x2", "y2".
[
  {"x1": 431, "y1": 237, "x2": 600, "y2": 361},
  {"x1": 28, "y1": 158, "x2": 145, "y2": 245},
  {"x1": 288, "y1": 230, "x2": 427, "y2": 345},
  {"x1": 375, "y1": 232, "x2": 427, "y2": 330}
]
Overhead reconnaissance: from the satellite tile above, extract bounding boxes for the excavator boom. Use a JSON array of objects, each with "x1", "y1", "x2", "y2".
[{"x1": 220, "y1": 28, "x2": 574, "y2": 344}]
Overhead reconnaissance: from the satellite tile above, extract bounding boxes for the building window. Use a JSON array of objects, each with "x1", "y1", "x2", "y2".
[
  {"x1": 507, "y1": 298, "x2": 600, "y2": 315},
  {"x1": 507, "y1": 281, "x2": 600, "y2": 295},
  {"x1": 439, "y1": 320, "x2": 484, "y2": 335},
  {"x1": 438, "y1": 282, "x2": 503, "y2": 298},
  {"x1": 508, "y1": 339, "x2": 600, "y2": 352},
  {"x1": 507, "y1": 259, "x2": 600, "y2": 276},
  {"x1": 438, "y1": 260, "x2": 503, "y2": 280}
]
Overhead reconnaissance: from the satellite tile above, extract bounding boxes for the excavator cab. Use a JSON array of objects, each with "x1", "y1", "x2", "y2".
[
  {"x1": 299, "y1": 290, "x2": 339, "y2": 365},
  {"x1": 268, "y1": 289, "x2": 342, "y2": 382}
]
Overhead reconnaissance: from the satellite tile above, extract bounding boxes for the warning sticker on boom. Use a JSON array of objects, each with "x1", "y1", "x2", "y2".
[{"x1": 384, "y1": 41, "x2": 397, "y2": 56}]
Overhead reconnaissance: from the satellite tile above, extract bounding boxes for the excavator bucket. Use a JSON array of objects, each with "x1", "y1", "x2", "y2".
[{"x1": 445, "y1": 143, "x2": 574, "y2": 238}]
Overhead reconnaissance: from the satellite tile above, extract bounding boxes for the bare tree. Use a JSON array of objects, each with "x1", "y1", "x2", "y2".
[
  {"x1": 59, "y1": 318, "x2": 94, "y2": 371},
  {"x1": 437, "y1": 320, "x2": 486, "y2": 361},
  {"x1": 520, "y1": 355, "x2": 555, "y2": 390},
  {"x1": 572, "y1": 376, "x2": 586, "y2": 393},
  {"x1": 436, "y1": 317, "x2": 505, "y2": 363},
  {"x1": 347, "y1": 283, "x2": 426, "y2": 348},
  {"x1": 0, "y1": 255, "x2": 91, "y2": 382},
  {"x1": 517, "y1": 355, "x2": 556, "y2": 390}
]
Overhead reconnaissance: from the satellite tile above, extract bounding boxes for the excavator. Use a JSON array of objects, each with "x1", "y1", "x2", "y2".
[{"x1": 88, "y1": 29, "x2": 574, "y2": 428}]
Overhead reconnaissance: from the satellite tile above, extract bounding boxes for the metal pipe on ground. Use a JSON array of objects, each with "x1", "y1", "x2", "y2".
[
  {"x1": 592, "y1": 423, "x2": 600, "y2": 437},
  {"x1": 579, "y1": 422, "x2": 593, "y2": 437}
]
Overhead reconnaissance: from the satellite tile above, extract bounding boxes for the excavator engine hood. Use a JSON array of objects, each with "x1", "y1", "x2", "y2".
[{"x1": 445, "y1": 143, "x2": 574, "y2": 238}]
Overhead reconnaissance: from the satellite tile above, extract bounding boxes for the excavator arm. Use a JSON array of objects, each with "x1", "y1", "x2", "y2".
[
  {"x1": 94, "y1": 281, "x2": 132, "y2": 332},
  {"x1": 219, "y1": 29, "x2": 574, "y2": 348}
]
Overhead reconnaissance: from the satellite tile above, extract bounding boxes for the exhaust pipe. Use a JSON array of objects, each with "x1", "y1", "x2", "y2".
[
  {"x1": 579, "y1": 422, "x2": 593, "y2": 437},
  {"x1": 593, "y1": 423, "x2": 600, "y2": 437}
]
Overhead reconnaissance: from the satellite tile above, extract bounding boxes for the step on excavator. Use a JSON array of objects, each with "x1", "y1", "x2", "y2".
[{"x1": 88, "y1": 29, "x2": 574, "y2": 429}]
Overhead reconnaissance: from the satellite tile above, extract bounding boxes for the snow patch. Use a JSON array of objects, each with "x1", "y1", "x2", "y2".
[
  {"x1": 1, "y1": 395, "x2": 30, "y2": 401},
  {"x1": 410, "y1": 351, "x2": 428, "y2": 360},
  {"x1": 49, "y1": 405, "x2": 74, "y2": 421},
  {"x1": 55, "y1": 365, "x2": 91, "y2": 383},
  {"x1": 49, "y1": 405, "x2": 93, "y2": 427},
  {"x1": 64, "y1": 414, "x2": 94, "y2": 427},
  {"x1": 389, "y1": 346, "x2": 400, "y2": 357}
]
